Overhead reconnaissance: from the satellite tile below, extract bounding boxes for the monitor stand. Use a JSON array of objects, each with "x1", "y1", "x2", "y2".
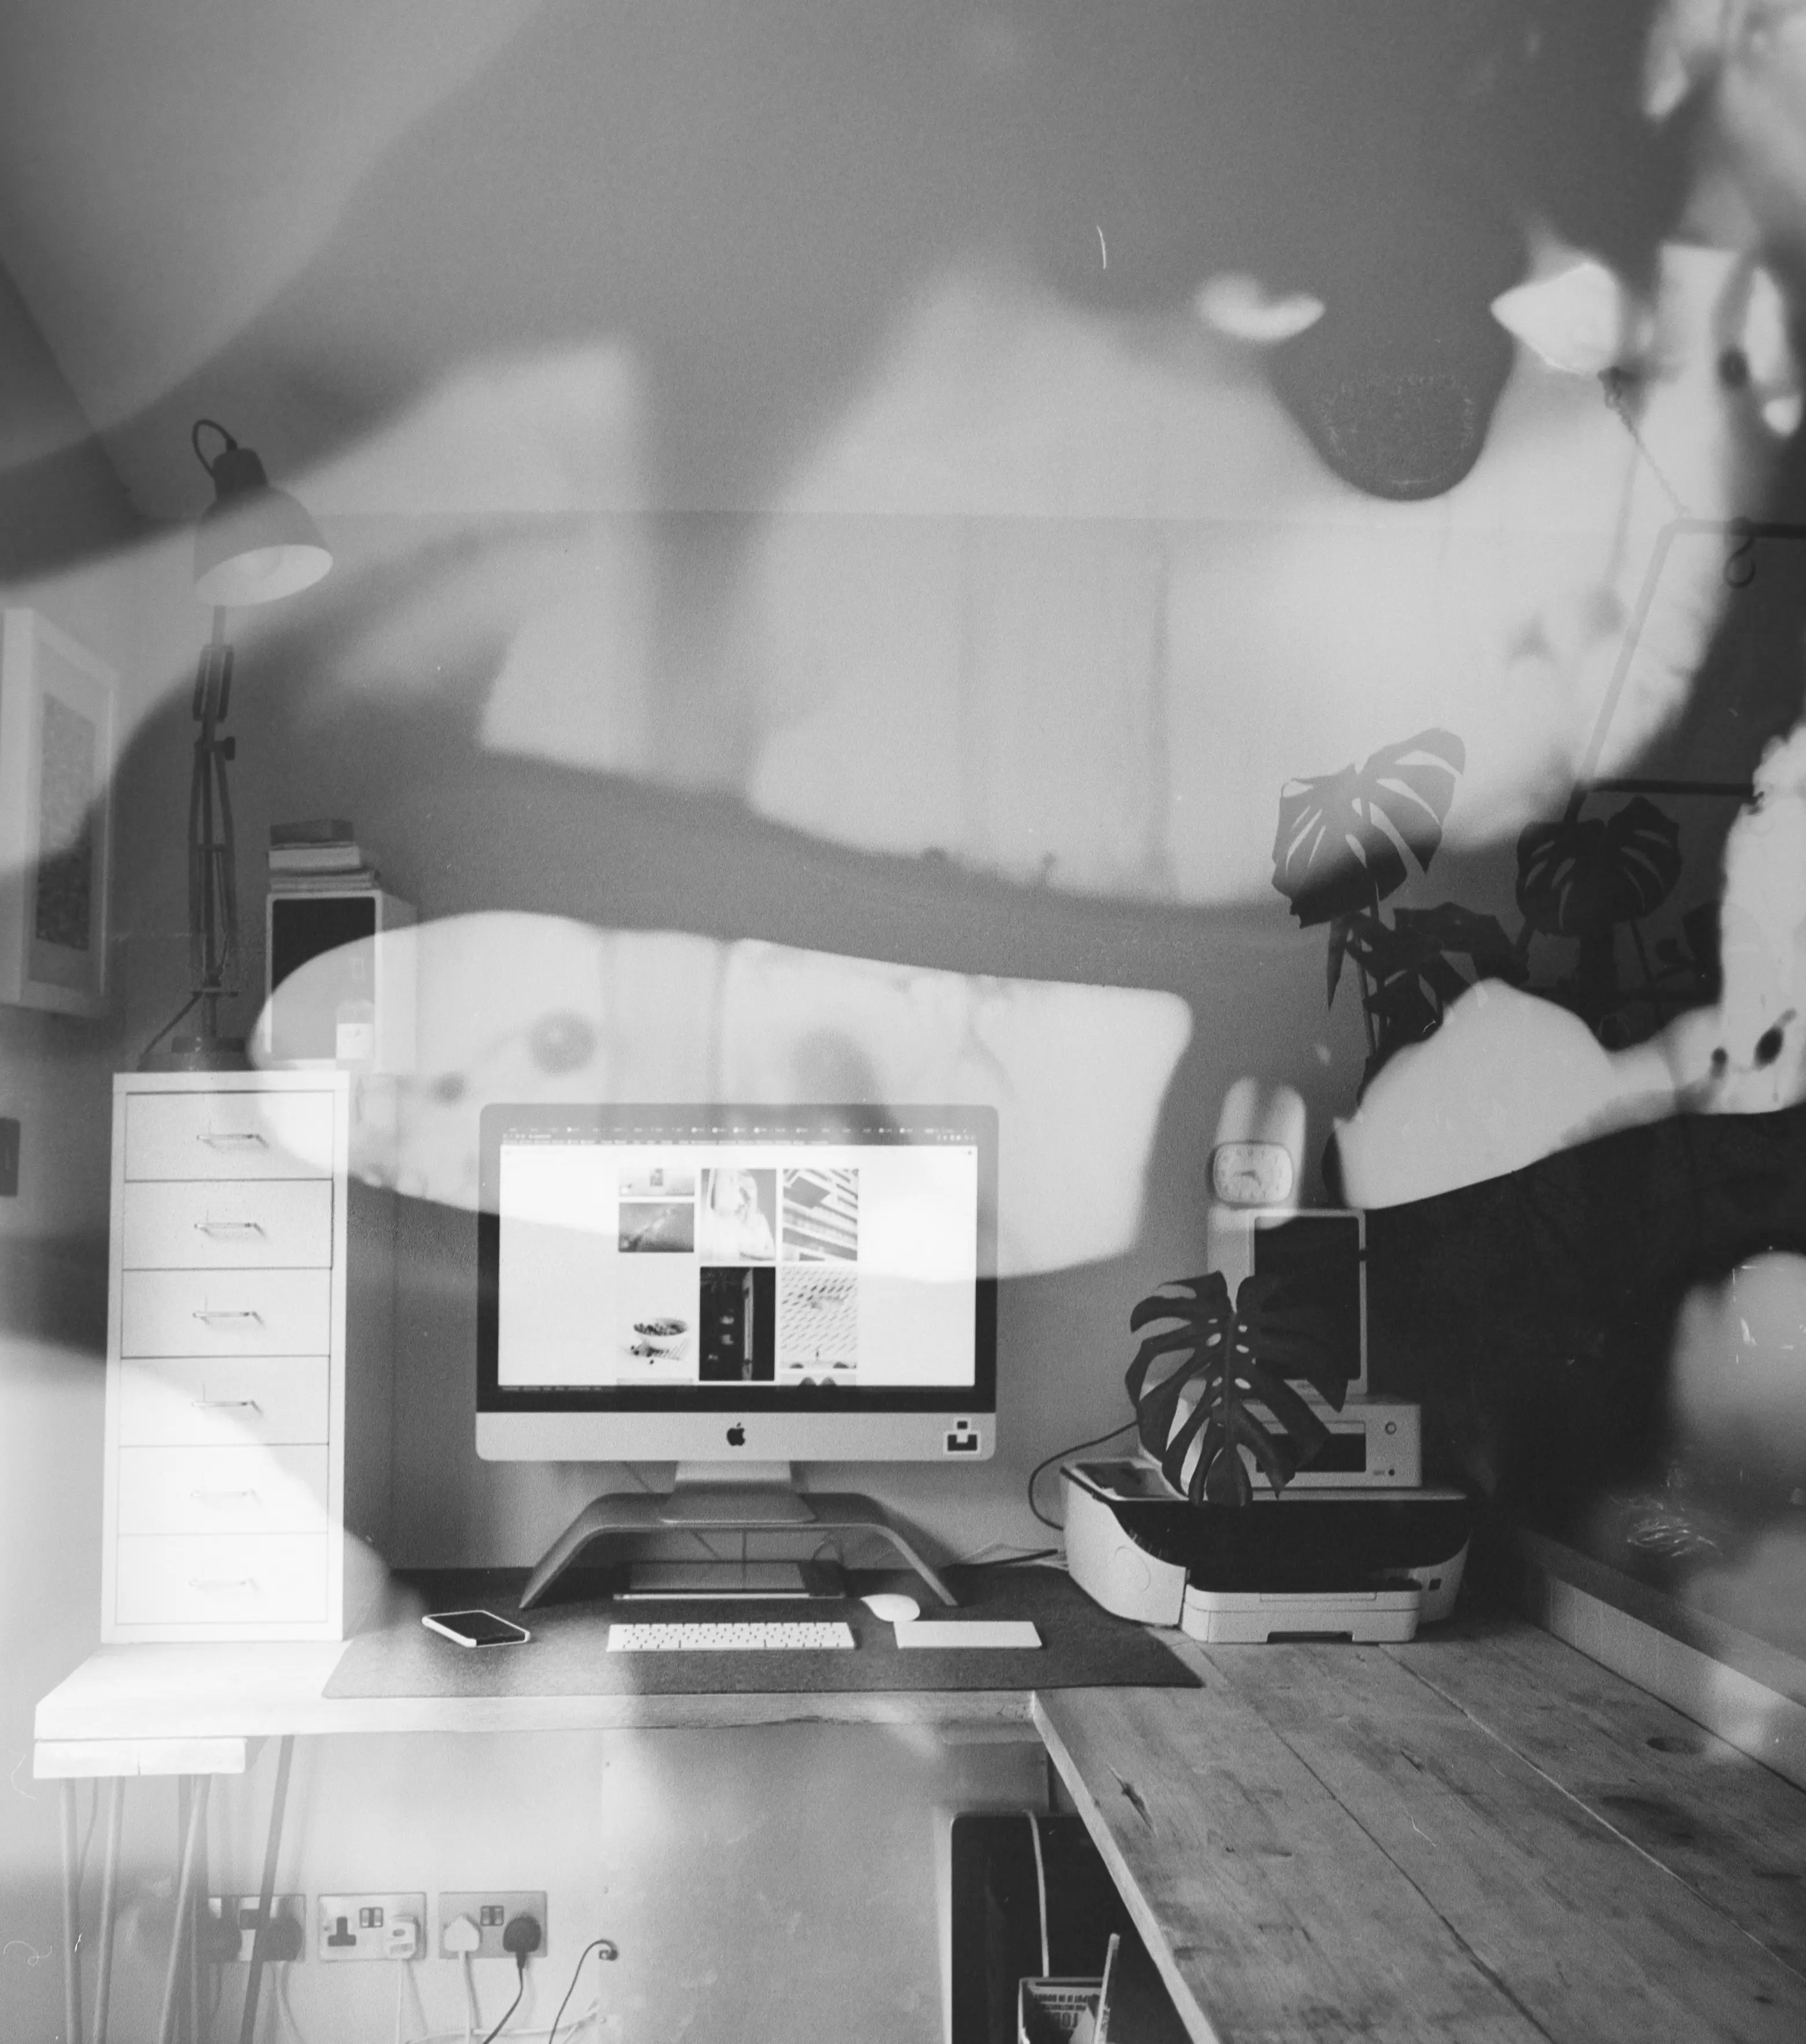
[{"x1": 518, "y1": 1463, "x2": 958, "y2": 1609}]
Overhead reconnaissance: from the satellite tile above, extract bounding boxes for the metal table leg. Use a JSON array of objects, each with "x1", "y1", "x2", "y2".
[
  {"x1": 60, "y1": 1779, "x2": 84, "y2": 2044},
  {"x1": 93, "y1": 1779, "x2": 124, "y2": 2044},
  {"x1": 156, "y1": 1776, "x2": 209, "y2": 2044},
  {"x1": 239, "y1": 1737, "x2": 295, "y2": 2044},
  {"x1": 190, "y1": 1781, "x2": 209, "y2": 2042}
]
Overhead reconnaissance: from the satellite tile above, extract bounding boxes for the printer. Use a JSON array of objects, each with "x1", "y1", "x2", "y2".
[{"x1": 1062, "y1": 1459, "x2": 1472, "y2": 1644}]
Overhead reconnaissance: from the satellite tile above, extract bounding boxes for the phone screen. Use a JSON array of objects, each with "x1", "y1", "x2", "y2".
[{"x1": 422, "y1": 1608, "x2": 531, "y2": 1648}]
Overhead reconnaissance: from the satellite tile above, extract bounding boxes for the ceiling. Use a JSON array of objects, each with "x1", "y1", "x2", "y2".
[{"x1": 0, "y1": 2, "x2": 1690, "y2": 532}]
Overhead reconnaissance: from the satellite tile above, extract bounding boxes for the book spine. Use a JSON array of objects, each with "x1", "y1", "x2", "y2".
[
  {"x1": 267, "y1": 870, "x2": 381, "y2": 893},
  {"x1": 269, "y1": 817, "x2": 354, "y2": 848},
  {"x1": 268, "y1": 846, "x2": 366, "y2": 872}
]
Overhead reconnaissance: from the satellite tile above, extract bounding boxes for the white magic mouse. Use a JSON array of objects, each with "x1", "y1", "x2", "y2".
[{"x1": 860, "y1": 1592, "x2": 922, "y2": 1625}]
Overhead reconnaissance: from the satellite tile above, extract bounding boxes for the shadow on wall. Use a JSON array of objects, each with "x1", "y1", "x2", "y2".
[{"x1": 256, "y1": 914, "x2": 1192, "y2": 1280}]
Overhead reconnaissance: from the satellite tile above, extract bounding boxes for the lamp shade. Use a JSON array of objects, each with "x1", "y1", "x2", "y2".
[{"x1": 193, "y1": 434, "x2": 332, "y2": 606}]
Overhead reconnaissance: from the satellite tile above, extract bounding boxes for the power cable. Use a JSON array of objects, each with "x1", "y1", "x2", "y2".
[
  {"x1": 1027, "y1": 1421, "x2": 1138, "y2": 1527},
  {"x1": 547, "y1": 1939, "x2": 619, "y2": 2044}
]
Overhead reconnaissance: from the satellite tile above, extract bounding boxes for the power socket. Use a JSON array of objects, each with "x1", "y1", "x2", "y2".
[
  {"x1": 317, "y1": 1892, "x2": 427, "y2": 1962},
  {"x1": 201, "y1": 1895, "x2": 307, "y2": 1964},
  {"x1": 439, "y1": 1891, "x2": 548, "y2": 1962}
]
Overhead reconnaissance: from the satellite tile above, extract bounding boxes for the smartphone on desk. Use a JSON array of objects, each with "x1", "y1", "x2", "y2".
[{"x1": 421, "y1": 1609, "x2": 531, "y2": 1649}]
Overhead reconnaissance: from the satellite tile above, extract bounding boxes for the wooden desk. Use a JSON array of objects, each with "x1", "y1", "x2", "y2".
[
  {"x1": 37, "y1": 1608, "x2": 1806, "y2": 2043},
  {"x1": 1039, "y1": 1611, "x2": 1806, "y2": 2043}
]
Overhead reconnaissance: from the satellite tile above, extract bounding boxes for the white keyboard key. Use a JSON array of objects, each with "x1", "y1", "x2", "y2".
[
  {"x1": 606, "y1": 1620, "x2": 855, "y2": 1653},
  {"x1": 892, "y1": 1619, "x2": 1042, "y2": 1649}
]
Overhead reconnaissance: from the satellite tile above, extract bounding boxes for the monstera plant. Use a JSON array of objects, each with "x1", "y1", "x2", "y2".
[
  {"x1": 1274, "y1": 730, "x2": 1706, "y2": 1078},
  {"x1": 1272, "y1": 728, "x2": 1522, "y2": 1084},
  {"x1": 1515, "y1": 796, "x2": 1684, "y2": 1038},
  {"x1": 1125, "y1": 1272, "x2": 1344, "y2": 1507}
]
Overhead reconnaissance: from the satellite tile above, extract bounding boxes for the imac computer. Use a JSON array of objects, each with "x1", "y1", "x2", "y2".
[{"x1": 477, "y1": 1103, "x2": 998, "y2": 1605}]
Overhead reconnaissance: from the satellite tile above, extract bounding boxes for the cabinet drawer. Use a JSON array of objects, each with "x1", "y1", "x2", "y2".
[
  {"x1": 115, "y1": 1534, "x2": 328, "y2": 1626},
  {"x1": 117, "y1": 1357, "x2": 330, "y2": 1446},
  {"x1": 121, "y1": 1179, "x2": 334, "y2": 1270},
  {"x1": 117, "y1": 1445, "x2": 330, "y2": 1535},
  {"x1": 124, "y1": 1091, "x2": 335, "y2": 1181},
  {"x1": 121, "y1": 1269, "x2": 333, "y2": 1357}
]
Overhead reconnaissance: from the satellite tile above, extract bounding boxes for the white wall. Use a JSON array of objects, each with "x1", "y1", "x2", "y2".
[
  {"x1": 73, "y1": 1726, "x2": 1049, "y2": 2044},
  {"x1": 0, "y1": 256, "x2": 155, "y2": 2043}
]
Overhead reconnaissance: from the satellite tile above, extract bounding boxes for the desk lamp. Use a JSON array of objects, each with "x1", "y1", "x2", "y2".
[{"x1": 140, "y1": 421, "x2": 332, "y2": 1070}]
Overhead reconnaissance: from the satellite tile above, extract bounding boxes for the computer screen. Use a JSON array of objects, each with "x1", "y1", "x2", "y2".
[{"x1": 477, "y1": 1103, "x2": 998, "y2": 1463}]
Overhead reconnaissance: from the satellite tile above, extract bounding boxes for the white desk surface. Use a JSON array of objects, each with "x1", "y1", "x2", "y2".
[
  {"x1": 32, "y1": 1637, "x2": 1035, "y2": 1776},
  {"x1": 36, "y1": 1612, "x2": 1806, "y2": 2043}
]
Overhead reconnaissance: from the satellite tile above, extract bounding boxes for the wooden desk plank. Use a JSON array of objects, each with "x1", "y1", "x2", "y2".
[
  {"x1": 1194, "y1": 1637, "x2": 1806, "y2": 2044},
  {"x1": 1034, "y1": 1684, "x2": 1546, "y2": 2044},
  {"x1": 1394, "y1": 1612, "x2": 1806, "y2": 1975}
]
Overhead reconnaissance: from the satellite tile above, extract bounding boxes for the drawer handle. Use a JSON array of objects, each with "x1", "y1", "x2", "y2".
[
  {"x1": 193, "y1": 1309, "x2": 264, "y2": 1324},
  {"x1": 198, "y1": 1130, "x2": 267, "y2": 1148},
  {"x1": 187, "y1": 1577, "x2": 259, "y2": 1595},
  {"x1": 192, "y1": 1397, "x2": 262, "y2": 1412},
  {"x1": 195, "y1": 1220, "x2": 266, "y2": 1237},
  {"x1": 190, "y1": 1489, "x2": 262, "y2": 1507}
]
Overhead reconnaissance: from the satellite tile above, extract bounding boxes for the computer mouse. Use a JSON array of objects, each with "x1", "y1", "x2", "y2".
[{"x1": 860, "y1": 1592, "x2": 921, "y2": 1625}]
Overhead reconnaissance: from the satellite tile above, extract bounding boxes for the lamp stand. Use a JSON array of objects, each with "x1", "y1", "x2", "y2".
[{"x1": 141, "y1": 606, "x2": 249, "y2": 1070}]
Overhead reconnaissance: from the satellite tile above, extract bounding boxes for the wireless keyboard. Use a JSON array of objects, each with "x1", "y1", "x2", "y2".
[{"x1": 606, "y1": 1620, "x2": 856, "y2": 1652}]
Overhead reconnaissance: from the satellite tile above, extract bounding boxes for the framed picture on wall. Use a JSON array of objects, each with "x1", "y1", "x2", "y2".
[{"x1": 0, "y1": 608, "x2": 117, "y2": 1017}]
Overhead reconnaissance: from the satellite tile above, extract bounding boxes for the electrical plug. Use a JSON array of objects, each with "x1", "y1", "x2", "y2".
[
  {"x1": 502, "y1": 1914, "x2": 543, "y2": 1961},
  {"x1": 384, "y1": 1916, "x2": 421, "y2": 1960},
  {"x1": 194, "y1": 1907, "x2": 242, "y2": 1965},
  {"x1": 265, "y1": 1915, "x2": 305, "y2": 1963},
  {"x1": 443, "y1": 1913, "x2": 483, "y2": 1957}
]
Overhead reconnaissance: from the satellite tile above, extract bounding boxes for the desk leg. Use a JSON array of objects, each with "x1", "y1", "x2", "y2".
[
  {"x1": 239, "y1": 1736, "x2": 294, "y2": 2044},
  {"x1": 93, "y1": 1780, "x2": 124, "y2": 2044},
  {"x1": 190, "y1": 1781, "x2": 209, "y2": 2043},
  {"x1": 60, "y1": 1779, "x2": 84, "y2": 2044},
  {"x1": 156, "y1": 1776, "x2": 208, "y2": 2044}
]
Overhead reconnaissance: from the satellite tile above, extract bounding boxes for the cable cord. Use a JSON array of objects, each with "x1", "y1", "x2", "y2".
[
  {"x1": 479, "y1": 1955, "x2": 527, "y2": 2044},
  {"x1": 546, "y1": 1939, "x2": 619, "y2": 2044},
  {"x1": 948, "y1": 1542, "x2": 1060, "y2": 1569},
  {"x1": 400, "y1": 2010, "x2": 600, "y2": 2044},
  {"x1": 395, "y1": 1957, "x2": 428, "y2": 2044},
  {"x1": 1025, "y1": 1811, "x2": 1051, "y2": 1977},
  {"x1": 135, "y1": 989, "x2": 204, "y2": 1068},
  {"x1": 1027, "y1": 1421, "x2": 1138, "y2": 1528}
]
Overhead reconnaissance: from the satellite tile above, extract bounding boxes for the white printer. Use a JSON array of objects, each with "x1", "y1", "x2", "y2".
[{"x1": 1062, "y1": 1459, "x2": 1472, "y2": 1644}]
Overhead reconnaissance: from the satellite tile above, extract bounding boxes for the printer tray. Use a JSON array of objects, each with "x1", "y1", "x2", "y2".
[{"x1": 1069, "y1": 1463, "x2": 1470, "y2": 1593}]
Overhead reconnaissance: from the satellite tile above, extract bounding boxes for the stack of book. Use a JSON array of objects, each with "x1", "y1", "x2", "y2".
[{"x1": 268, "y1": 819, "x2": 380, "y2": 893}]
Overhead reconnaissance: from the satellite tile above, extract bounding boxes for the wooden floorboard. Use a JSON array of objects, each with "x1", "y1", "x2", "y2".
[
  {"x1": 1389, "y1": 1611, "x2": 1806, "y2": 1973},
  {"x1": 1036, "y1": 1684, "x2": 1548, "y2": 2043},
  {"x1": 1197, "y1": 1637, "x2": 1806, "y2": 2044}
]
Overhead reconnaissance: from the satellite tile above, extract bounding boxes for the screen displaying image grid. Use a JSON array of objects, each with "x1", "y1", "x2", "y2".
[{"x1": 495, "y1": 1130, "x2": 980, "y2": 1391}]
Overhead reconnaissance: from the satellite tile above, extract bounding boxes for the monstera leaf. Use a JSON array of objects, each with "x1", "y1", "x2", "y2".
[
  {"x1": 1516, "y1": 798, "x2": 1682, "y2": 937},
  {"x1": 1329, "y1": 904, "x2": 1517, "y2": 1012},
  {"x1": 1389, "y1": 903, "x2": 1524, "y2": 986},
  {"x1": 1125, "y1": 1272, "x2": 1341, "y2": 1507},
  {"x1": 1272, "y1": 729, "x2": 1466, "y2": 928}
]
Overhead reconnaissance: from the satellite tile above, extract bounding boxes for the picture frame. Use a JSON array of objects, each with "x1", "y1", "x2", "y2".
[{"x1": 0, "y1": 607, "x2": 117, "y2": 1017}]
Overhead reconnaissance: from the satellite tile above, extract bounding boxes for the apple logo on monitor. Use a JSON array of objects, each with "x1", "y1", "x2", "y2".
[{"x1": 726, "y1": 1424, "x2": 746, "y2": 1446}]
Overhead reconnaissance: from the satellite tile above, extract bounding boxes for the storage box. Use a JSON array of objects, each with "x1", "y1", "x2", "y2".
[{"x1": 1018, "y1": 1932, "x2": 1119, "y2": 2044}]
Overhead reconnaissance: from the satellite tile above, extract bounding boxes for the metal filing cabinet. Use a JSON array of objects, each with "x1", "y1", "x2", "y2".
[{"x1": 101, "y1": 1071, "x2": 395, "y2": 1641}]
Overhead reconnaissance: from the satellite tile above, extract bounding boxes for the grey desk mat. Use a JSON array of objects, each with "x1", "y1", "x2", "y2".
[{"x1": 326, "y1": 1566, "x2": 1200, "y2": 1697}]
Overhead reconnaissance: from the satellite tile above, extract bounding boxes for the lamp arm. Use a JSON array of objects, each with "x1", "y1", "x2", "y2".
[{"x1": 187, "y1": 607, "x2": 240, "y2": 1033}]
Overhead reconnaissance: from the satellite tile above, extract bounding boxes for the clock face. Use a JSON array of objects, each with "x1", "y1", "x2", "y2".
[{"x1": 1209, "y1": 1140, "x2": 1294, "y2": 1206}]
